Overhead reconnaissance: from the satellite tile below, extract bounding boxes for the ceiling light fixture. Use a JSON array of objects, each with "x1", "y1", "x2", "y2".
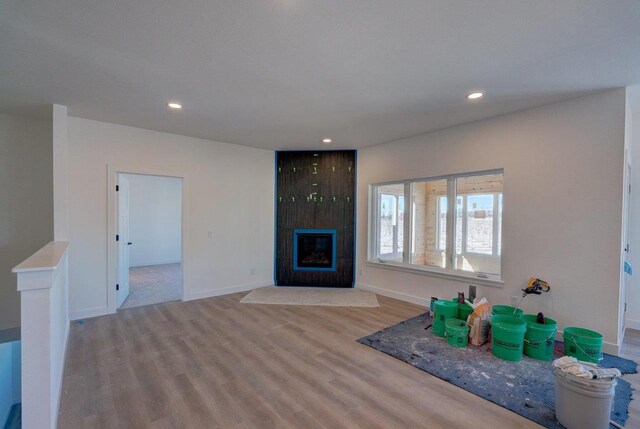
[
  {"x1": 466, "y1": 92, "x2": 484, "y2": 100},
  {"x1": 322, "y1": 138, "x2": 332, "y2": 144},
  {"x1": 166, "y1": 102, "x2": 183, "y2": 110}
]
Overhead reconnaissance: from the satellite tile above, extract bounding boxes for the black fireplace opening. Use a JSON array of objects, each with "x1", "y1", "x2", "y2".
[{"x1": 293, "y1": 229, "x2": 337, "y2": 271}]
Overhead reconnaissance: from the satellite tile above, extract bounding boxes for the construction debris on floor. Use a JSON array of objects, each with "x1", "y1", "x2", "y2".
[{"x1": 358, "y1": 313, "x2": 636, "y2": 429}]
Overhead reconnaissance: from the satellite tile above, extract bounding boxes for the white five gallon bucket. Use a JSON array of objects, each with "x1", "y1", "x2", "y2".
[{"x1": 554, "y1": 368, "x2": 616, "y2": 429}]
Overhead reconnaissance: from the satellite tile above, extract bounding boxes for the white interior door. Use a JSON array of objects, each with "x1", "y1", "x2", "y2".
[{"x1": 117, "y1": 175, "x2": 131, "y2": 308}]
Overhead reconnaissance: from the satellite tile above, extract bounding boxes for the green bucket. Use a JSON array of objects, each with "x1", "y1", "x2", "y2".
[
  {"x1": 451, "y1": 298, "x2": 474, "y2": 321},
  {"x1": 491, "y1": 315, "x2": 527, "y2": 361},
  {"x1": 433, "y1": 300, "x2": 458, "y2": 337},
  {"x1": 522, "y1": 314, "x2": 557, "y2": 361},
  {"x1": 564, "y1": 327, "x2": 603, "y2": 363},
  {"x1": 445, "y1": 319, "x2": 469, "y2": 348},
  {"x1": 492, "y1": 305, "x2": 523, "y2": 318}
]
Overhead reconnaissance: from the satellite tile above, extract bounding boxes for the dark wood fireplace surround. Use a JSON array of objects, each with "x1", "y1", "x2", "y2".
[{"x1": 275, "y1": 150, "x2": 356, "y2": 287}]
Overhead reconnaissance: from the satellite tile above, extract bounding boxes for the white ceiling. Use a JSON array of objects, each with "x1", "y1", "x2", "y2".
[{"x1": 1, "y1": 1, "x2": 640, "y2": 150}]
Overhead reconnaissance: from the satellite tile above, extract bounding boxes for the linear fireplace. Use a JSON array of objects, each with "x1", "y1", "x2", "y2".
[{"x1": 293, "y1": 229, "x2": 337, "y2": 272}]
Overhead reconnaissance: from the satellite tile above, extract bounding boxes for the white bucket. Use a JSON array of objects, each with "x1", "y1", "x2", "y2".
[{"x1": 554, "y1": 368, "x2": 616, "y2": 429}]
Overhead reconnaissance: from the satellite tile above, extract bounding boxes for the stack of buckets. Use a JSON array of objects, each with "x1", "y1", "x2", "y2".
[
  {"x1": 491, "y1": 305, "x2": 558, "y2": 362},
  {"x1": 432, "y1": 299, "x2": 471, "y2": 348},
  {"x1": 435, "y1": 301, "x2": 604, "y2": 364},
  {"x1": 436, "y1": 302, "x2": 611, "y2": 429}
]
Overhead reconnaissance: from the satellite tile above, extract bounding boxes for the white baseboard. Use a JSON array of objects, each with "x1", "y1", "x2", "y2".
[
  {"x1": 130, "y1": 258, "x2": 181, "y2": 268},
  {"x1": 184, "y1": 281, "x2": 273, "y2": 301},
  {"x1": 356, "y1": 282, "x2": 429, "y2": 307},
  {"x1": 602, "y1": 341, "x2": 620, "y2": 356},
  {"x1": 626, "y1": 318, "x2": 640, "y2": 331},
  {"x1": 69, "y1": 306, "x2": 109, "y2": 321}
]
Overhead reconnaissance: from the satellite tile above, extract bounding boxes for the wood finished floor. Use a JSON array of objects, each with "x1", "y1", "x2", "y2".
[
  {"x1": 59, "y1": 293, "x2": 640, "y2": 429},
  {"x1": 621, "y1": 328, "x2": 640, "y2": 429}
]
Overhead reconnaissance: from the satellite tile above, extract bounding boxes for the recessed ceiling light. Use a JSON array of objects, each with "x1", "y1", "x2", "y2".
[
  {"x1": 466, "y1": 92, "x2": 484, "y2": 100},
  {"x1": 322, "y1": 138, "x2": 332, "y2": 144},
  {"x1": 166, "y1": 102, "x2": 182, "y2": 110}
]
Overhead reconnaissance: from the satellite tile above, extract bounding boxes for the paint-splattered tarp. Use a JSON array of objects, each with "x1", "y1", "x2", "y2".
[{"x1": 357, "y1": 313, "x2": 636, "y2": 429}]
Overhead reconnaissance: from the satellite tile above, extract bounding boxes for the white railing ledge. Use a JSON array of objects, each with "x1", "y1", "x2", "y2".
[
  {"x1": 12, "y1": 241, "x2": 69, "y2": 274},
  {"x1": 13, "y1": 240, "x2": 70, "y2": 428}
]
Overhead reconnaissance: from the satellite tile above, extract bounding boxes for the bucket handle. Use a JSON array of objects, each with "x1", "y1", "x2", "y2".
[
  {"x1": 523, "y1": 331, "x2": 556, "y2": 345},
  {"x1": 444, "y1": 326, "x2": 469, "y2": 338},
  {"x1": 566, "y1": 337, "x2": 604, "y2": 362}
]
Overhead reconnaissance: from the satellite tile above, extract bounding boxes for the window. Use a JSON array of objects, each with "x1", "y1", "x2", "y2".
[
  {"x1": 409, "y1": 179, "x2": 447, "y2": 268},
  {"x1": 376, "y1": 184, "x2": 405, "y2": 262},
  {"x1": 437, "y1": 196, "x2": 447, "y2": 251},
  {"x1": 369, "y1": 170, "x2": 503, "y2": 282}
]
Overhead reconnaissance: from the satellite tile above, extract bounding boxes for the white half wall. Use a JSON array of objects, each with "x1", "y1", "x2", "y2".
[
  {"x1": 67, "y1": 118, "x2": 274, "y2": 318},
  {"x1": 0, "y1": 112, "x2": 54, "y2": 330},
  {"x1": 122, "y1": 174, "x2": 182, "y2": 267},
  {"x1": 357, "y1": 89, "x2": 626, "y2": 350},
  {"x1": 14, "y1": 241, "x2": 70, "y2": 429}
]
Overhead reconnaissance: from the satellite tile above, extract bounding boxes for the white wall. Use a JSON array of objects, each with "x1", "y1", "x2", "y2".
[
  {"x1": 0, "y1": 112, "x2": 54, "y2": 329},
  {"x1": 357, "y1": 89, "x2": 626, "y2": 350},
  {"x1": 626, "y1": 85, "x2": 640, "y2": 330},
  {"x1": 67, "y1": 118, "x2": 274, "y2": 319},
  {"x1": 122, "y1": 174, "x2": 182, "y2": 267},
  {"x1": 53, "y1": 105, "x2": 69, "y2": 241}
]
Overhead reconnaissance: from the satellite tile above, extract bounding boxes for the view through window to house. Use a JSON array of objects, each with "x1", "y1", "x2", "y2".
[
  {"x1": 410, "y1": 179, "x2": 447, "y2": 268},
  {"x1": 437, "y1": 196, "x2": 447, "y2": 251},
  {"x1": 370, "y1": 170, "x2": 503, "y2": 280},
  {"x1": 454, "y1": 174, "x2": 503, "y2": 275},
  {"x1": 377, "y1": 183, "x2": 404, "y2": 261}
]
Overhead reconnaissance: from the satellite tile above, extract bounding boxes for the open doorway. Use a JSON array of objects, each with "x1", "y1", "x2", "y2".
[{"x1": 116, "y1": 173, "x2": 183, "y2": 310}]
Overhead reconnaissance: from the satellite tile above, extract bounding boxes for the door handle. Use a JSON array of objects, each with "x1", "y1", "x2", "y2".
[{"x1": 127, "y1": 242, "x2": 133, "y2": 245}]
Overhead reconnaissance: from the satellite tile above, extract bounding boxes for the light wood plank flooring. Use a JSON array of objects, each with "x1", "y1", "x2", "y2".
[
  {"x1": 59, "y1": 293, "x2": 640, "y2": 428},
  {"x1": 621, "y1": 328, "x2": 640, "y2": 429}
]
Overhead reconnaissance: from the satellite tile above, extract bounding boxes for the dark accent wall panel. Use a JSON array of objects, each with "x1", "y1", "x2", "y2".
[{"x1": 276, "y1": 150, "x2": 356, "y2": 287}]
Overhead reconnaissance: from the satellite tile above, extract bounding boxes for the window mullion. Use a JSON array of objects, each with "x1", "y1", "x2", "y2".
[
  {"x1": 462, "y1": 195, "x2": 468, "y2": 256},
  {"x1": 445, "y1": 179, "x2": 456, "y2": 270},
  {"x1": 492, "y1": 193, "x2": 499, "y2": 255},
  {"x1": 392, "y1": 197, "x2": 398, "y2": 255},
  {"x1": 435, "y1": 197, "x2": 440, "y2": 251},
  {"x1": 374, "y1": 187, "x2": 381, "y2": 259}
]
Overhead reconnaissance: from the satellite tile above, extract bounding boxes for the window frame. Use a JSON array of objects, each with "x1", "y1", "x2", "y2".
[
  {"x1": 367, "y1": 169, "x2": 504, "y2": 287},
  {"x1": 377, "y1": 191, "x2": 404, "y2": 260},
  {"x1": 459, "y1": 192, "x2": 502, "y2": 257}
]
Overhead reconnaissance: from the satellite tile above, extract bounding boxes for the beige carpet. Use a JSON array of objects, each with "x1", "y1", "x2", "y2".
[
  {"x1": 240, "y1": 286, "x2": 379, "y2": 307},
  {"x1": 120, "y1": 263, "x2": 182, "y2": 309}
]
